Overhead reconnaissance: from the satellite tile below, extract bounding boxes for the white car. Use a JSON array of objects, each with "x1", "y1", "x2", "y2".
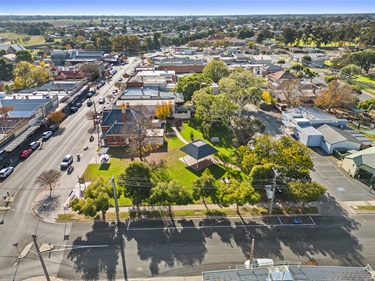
[
  {"x1": 29, "y1": 141, "x2": 41, "y2": 150},
  {"x1": 60, "y1": 155, "x2": 73, "y2": 169},
  {"x1": 0, "y1": 167, "x2": 14, "y2": 178},
  {"x1": 41, "y1": 131, "x2": 53, "y2": 140}
]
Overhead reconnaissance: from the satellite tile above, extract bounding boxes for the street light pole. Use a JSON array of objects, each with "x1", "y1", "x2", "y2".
[
  {"x1": 31, "y1": 233, "x2": 50, "y2": 281},
  {"x1": 269, "y1": 167, "x2": 280, "y2": 215}
]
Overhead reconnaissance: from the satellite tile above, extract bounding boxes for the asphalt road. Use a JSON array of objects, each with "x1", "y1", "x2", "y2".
[
  {"x1": 0, "y1": 60, "x2": 139, "y2": 281},
  {"x1": 3, "y1": 214, "x2": 373, "y2": 280}
]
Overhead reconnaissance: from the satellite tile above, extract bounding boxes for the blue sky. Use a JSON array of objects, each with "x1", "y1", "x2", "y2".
[{"x1": 0, "y1": 0, "x2": 374, "y2": 15}]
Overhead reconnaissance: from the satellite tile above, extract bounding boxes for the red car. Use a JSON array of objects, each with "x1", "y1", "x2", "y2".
[{"x1": 19, "y1": 149, "x2": 33, "y2": 159}]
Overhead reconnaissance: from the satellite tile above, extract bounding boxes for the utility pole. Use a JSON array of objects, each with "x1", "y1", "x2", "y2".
[
  {"x1": 110, "y1": 176, "x2": 120, "y2": 224},
  {"x1": 31, "y1": 233, "x2": 50, "y2": 281},
  {"x1": 249, "y1": 238, "x2": 255, "y2": 269}
]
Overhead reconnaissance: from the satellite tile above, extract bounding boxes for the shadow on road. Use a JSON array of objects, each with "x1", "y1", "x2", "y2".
[{"x1": 66, "y1": 195, "x2": 365, "y2": 279}]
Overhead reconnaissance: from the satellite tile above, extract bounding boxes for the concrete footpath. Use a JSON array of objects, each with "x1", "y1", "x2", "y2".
[{"x1": 24, "y1": 276, "x2": 202, "y2": 281}]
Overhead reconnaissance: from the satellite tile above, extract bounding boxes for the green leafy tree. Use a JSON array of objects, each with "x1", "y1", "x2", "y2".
[
  {"x1": 340, "y1": 64, "x2": 361, "y2": 79},
  {"x1": 286, "y1": 181, "x2": 326, "y2": 210},
  {"x1": 149, "y1": 180, "x2": 193, "y2": 218},
  {"x1": 192, "y1": 87, "x2": 237, "y2": 131},
  {"x1": 192, "y1": 169, "x2": 217, "y2": 209},
  {"x1": 117, "y1": 161, "x2": 152, "y2": 208},
  {"x1": 13, "y1": 61, "x2": 50, "y2": 89},
  {"x1": 202, "y1": 60, "x2": 230, "y2": 83},
  {"x1": 34, "y1": 169, "x2": 62, "y2": 198},
  {"x1": 173, "y1": 73, "x2": 212, "y2": 101},
  {"x1": 282, "y1": 26, "x2": 297, "y2": 45},
  {"x1": 15, "y1": 50, "x2": 33, "y2": 63},
  {"x1": 219, "y1": 67, "x2": 264, "y2": 117},
  {"x1": 235, "y1": 135, "x2": 314, "y2": 182},
  {"x1": 0, "y1": 58, "x2": 14, "y2": 81},
  {"x1": 290, "y1": 63, "x2": 304, "y2": 74},
  {"x1": 69, "y1": 178, "x2": 115, "y2": 221},
  {"x1": 217, "y1": 179, "x2": 260, "y2": 214}
]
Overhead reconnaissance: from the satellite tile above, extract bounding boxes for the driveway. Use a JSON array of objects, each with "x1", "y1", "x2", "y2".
[
  {"x1": 310, "y1": 148, "x2": 375, "y2": 202},
  {"x1": 245, "y1": 104, "x2": 284, "y2": 137}
]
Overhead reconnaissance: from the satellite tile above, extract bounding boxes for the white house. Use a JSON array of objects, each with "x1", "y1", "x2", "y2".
[
  {"x1": 342, "y1": 146, "x2": 375, "y2": 179},
  {"x1": 282, "y1": 106, "x2": 366, "y2": 154}
]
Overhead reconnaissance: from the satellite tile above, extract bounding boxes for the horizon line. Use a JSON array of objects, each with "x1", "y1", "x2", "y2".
[{"x1": 0, "y1": 12, "x2": 374, "y2": 17}]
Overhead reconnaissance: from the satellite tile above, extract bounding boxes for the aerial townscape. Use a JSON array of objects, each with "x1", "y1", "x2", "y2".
[{"x1": 0, "y1": 1, "x2": 375, "y2": 280}]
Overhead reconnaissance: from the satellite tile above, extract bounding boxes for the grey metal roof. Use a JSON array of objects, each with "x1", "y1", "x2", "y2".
[
  {"x1": 315, "y1": 124, "x2": 362, "y2": 145},
  {"x1": 180, "y1": 140, "x2": 218, "y2": 160},
  {"x1": 202, "y1": 265, "x2": 374, "y2": 281},
  {"x1": 102, "y1": 108, "x2": 135, "y2": 127}
]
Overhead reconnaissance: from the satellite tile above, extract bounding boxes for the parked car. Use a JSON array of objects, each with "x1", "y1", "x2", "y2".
[
  {"x1": 0, "y1": 166, "x2": 14, "y2": 178},
  {"x1": 118, "y1": 77, "x2": 123, "y2": 81},
  {"x1": 29, "y1": 141, "x2": 41, "y2": 150},
  {"x1": 75, "y1": 102, "x2": 82, "y2": 108},
  {"x1": 70, "y1": 106, "x2": 78, "y2": 113},
  {"x1": 98, "y1": 97, "x2": 105, "y2": 104},
  {"x1": 87, "y1": 100, "x2": 93, "y2": 107},
  {"x1": 48, "y1": 124, "x2": 59, "y2": 132},
  {"x1": 60, "y1": 154, "x2": 73, "y2": 169},
  {"x1": 41, "y1": 131, "x2": 53, "y2": 140},
  {"x1": 19, "y1": 149, "x2": 33, "y2": 159}
]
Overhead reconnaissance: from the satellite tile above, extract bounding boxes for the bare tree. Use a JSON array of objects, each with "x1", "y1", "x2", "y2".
[
  {"x1": 127, "y1": 105, "x2": 157, "y2": 161},
  {"x1": 278, "y1": 80, "x2": 301, "y2": 107},
  {"x1": 86, "y1": 110, "x2": 97, "y2": 129},
  {"x1": 34, "y1": 169, "x2": 62, "y2": 198}
]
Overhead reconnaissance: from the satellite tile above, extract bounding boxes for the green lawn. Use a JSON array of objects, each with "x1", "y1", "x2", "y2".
[
  {"x1": 179, "y1": 119, "x2": 236, "y2": 157},
  {"x1": 356, "y1": 75, "x2": 375, "y2": 85},
  {"x1": 0, "y1": 32, "x2": 45, "y2": 46},
  {"x1": 353, "y1": 75, "x2": 375, "y2": 95},
  {"x1": 80, "y1": 121, "x2": 242, "y2": 207}
]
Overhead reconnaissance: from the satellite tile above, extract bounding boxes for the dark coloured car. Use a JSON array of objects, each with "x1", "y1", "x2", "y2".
[
  {"x1": 75, "y1": 102, "x2": 82, "y2": 108},
  {"x1": 87, "y1": 100, "x2": 93, "y2": 107},
  {"x1": 48, "y1": 124, "x2": 59, "y2": 132},
  {"x1": 70, "y1": 107, "x2": 78, "y2": 113}
]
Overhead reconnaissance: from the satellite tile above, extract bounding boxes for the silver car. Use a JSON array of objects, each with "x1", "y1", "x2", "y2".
[{"x1": 0, "y1": 167, "x2": 14, "y2": 178}]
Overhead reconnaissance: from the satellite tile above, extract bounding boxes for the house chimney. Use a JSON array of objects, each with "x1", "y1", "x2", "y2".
[
  {"x1": 121, "y1": 109, "x2": 127, "y2": 123},
  {"x1": 25, "y1": 95, "x2": 29, "y2": 99},
  {"x1": 158, "y1": 91, "x2": 160, "y2": 97}
]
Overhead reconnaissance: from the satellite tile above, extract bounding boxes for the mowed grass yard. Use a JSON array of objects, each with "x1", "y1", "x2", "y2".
[
  {"x1": 82, "y1": 120, "x2": 240, "y2": 207},
  {"x1": 354, "y1": 75, "x2": 375, "y2": 94},
  {"x1": 0, "y1": 32, "x2": 45, "y2": 46}
]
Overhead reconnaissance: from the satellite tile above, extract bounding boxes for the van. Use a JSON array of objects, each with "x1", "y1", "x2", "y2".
[{"x1": 244, "y1": 258, "x2": 274, "y2": 269}]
